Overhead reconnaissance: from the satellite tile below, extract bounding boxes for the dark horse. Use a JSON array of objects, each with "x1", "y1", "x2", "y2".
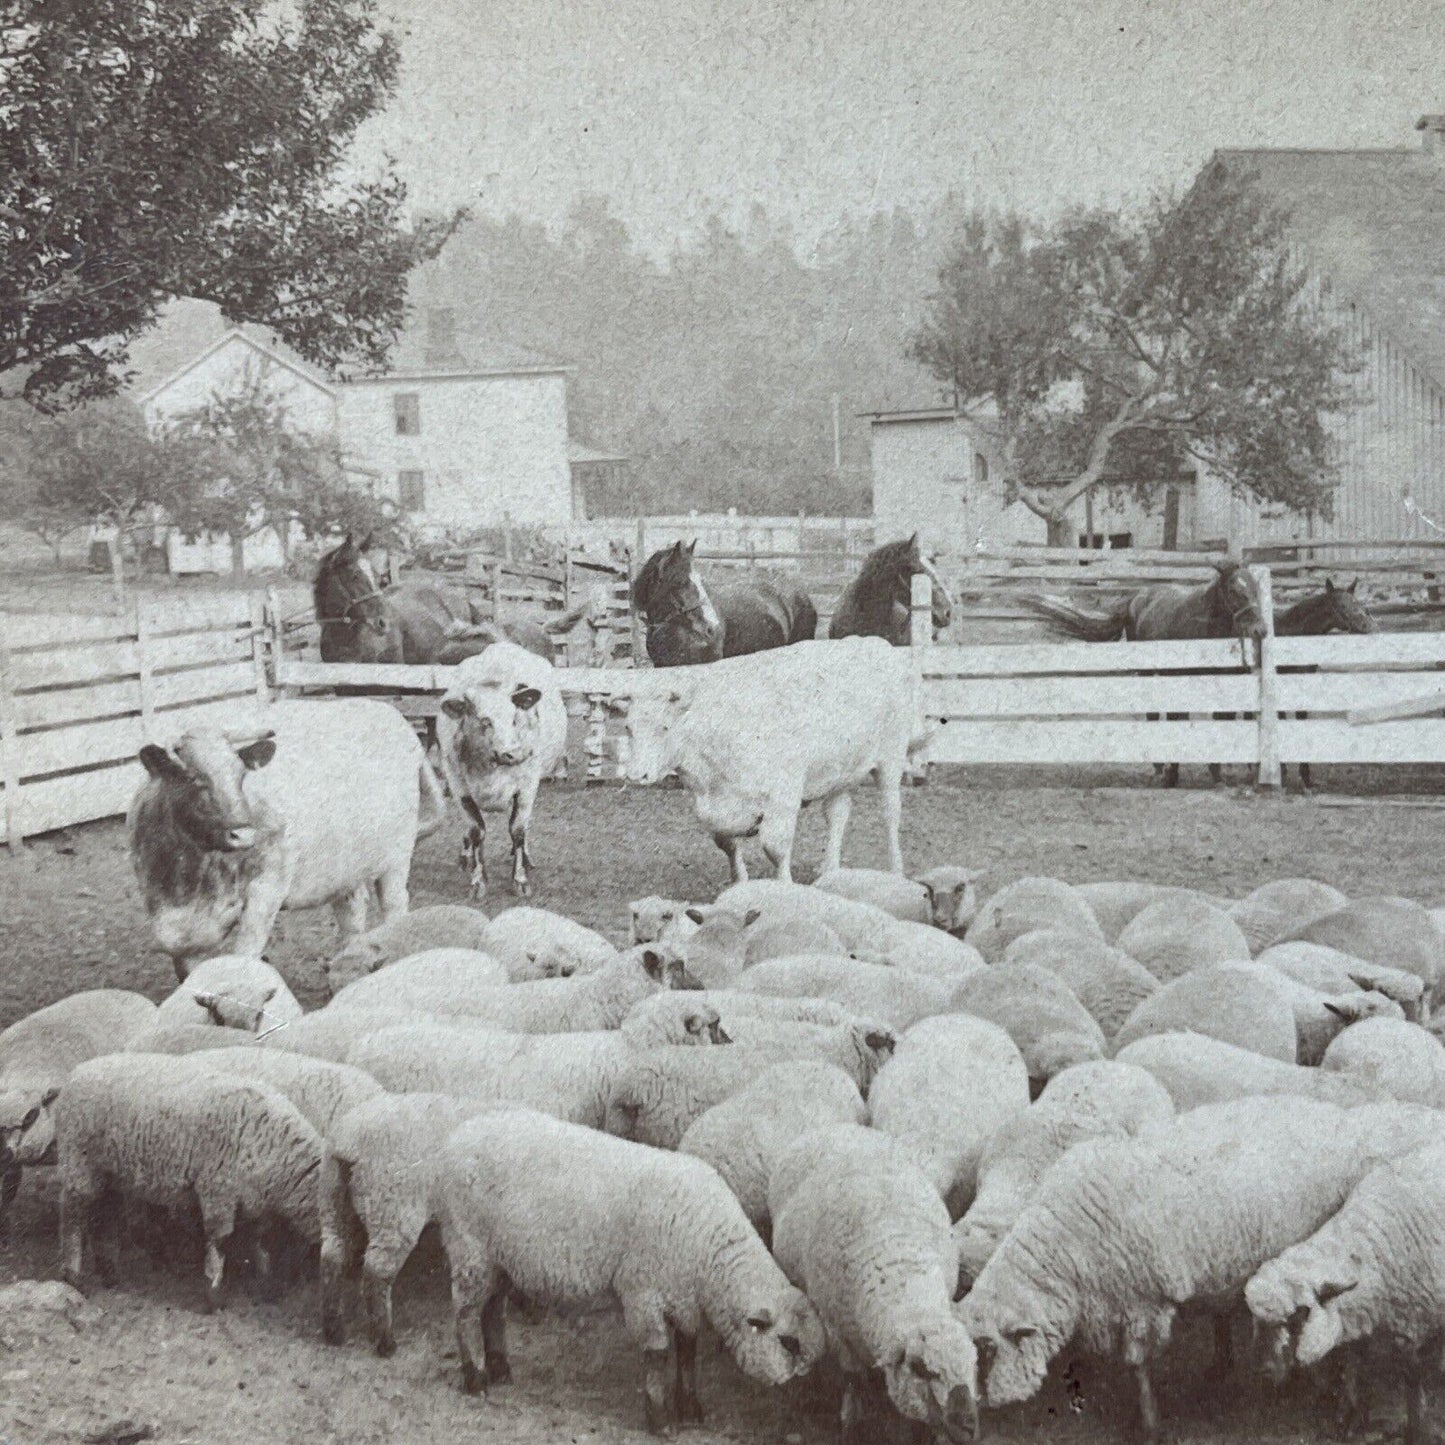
[
  {"x1": 632, "y1": 539, "x2": 818, "y2": 666},
  {"x1": 1021, "y1": 559, "x2": 1267, "y2": 786},
  {"x1": 314, "y1": 534, "x2": 585, "y2": 666},
  {"x1": 829, "y1": 535, "x2": 953, "y2": 645},
  {"x1": 1274, "y1": 576, "x2": 1375, "y2": 789}
]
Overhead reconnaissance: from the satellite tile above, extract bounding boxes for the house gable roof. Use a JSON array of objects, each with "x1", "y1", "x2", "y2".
[{"x1": 1211, "y1": 145, "x2": 1445, "y2": 388}]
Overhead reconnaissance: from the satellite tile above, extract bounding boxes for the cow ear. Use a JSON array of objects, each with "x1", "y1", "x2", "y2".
[
  {"x1": 440, "y1": 696, "x2": 468, "y2": 719},
  {"x1": 139, "y1": 744, "x2": 186, "y2": 780},
  {"x1": 511, "y1": 686, "x2": 542, "y2": 712},
  {"x1": 238, "y1": 736, "x2": 276, "y2": 771}
]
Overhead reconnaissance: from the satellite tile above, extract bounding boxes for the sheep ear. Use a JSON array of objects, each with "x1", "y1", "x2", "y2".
[
  {"x1": 194, "y1": 992, "x2": 226, "y2": 1026},
  {"x1": 865, "y1": 1029, "x2": 896, "y2": 1054},
  {"x1": 920, "y1": 880, "x2": 938, "y2": 907},
  {"x1": 40, "y1": 1085, "x2": 60, "y2": 1107},
  {"x1": 261, "y1": 986, "x2": 278, "y2": 1004},
  {"x1": 1322, "y1": 1000, "x2": 1350, "y2": 1021},
  {"x1": 1004, "y1": 1325, "x2": 1040, "y2": 1344},
  {"x1": 640, "y1": 948, "x2": 666, "y2": 981},
  {"x1": 1316, "y1": 1277, "x2": 1357, "y2": 1304},
  {"x1": 18, "y1": 1105, "x2": 40, "y2": 1131},
  {"x1": 743, "y1": 909, "x2": 762, "y2": 928},
  {"x1": 685, "y1": 907, "x2": 706, "y2": 925}
]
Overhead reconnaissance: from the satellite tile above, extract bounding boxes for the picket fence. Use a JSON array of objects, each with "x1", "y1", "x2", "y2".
[{"x1": 0, "y1": 595, "x2": 268, "y2": 846}]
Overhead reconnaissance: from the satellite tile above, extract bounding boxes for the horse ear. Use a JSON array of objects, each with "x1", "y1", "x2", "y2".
[
  {"x1": 1348, "y1": 577, "x2": 1359, "y2": 594},
  {"x1": 670, "y1": 540, "x2": 685, "y2": 559},
  {"x1": 687, "y1": 538, "x2": 698, "y2": 557},
  {"x1": 907, "y1": 532, "x2": 922, "y2": 558},
  {"x1": 1325, "y1": 576, "x2": 1336, "y2": 593}
]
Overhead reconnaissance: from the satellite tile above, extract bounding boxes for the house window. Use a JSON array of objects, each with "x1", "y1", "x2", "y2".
[
  {"x1": 398, "y1": 470, "x2": 425, "y2": 512},
  {"x1": 393, "y1": 392, "x2": 420, "y2": 436}
]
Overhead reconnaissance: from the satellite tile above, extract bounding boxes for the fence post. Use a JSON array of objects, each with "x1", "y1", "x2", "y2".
[
  {"x1": 907, "y1": 572, "x2": 933, "y2": 785},
  {"x1": 249, "y1": 593, "x2": 270, "y2": 705},
  {"x1": 0, "y1": 625, "x2": 20, "y2": 850},
  {"x1": 136, "y1": 600, "x2": 156, "y2": 741},
  {"x1": 1253, "y1": 564, "x2": 1281, "y2": 789}
]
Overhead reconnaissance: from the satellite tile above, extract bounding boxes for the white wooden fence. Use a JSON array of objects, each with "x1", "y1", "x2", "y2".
[{"x1": 1, "y1": 596, "x2": 268, "y2": 846}]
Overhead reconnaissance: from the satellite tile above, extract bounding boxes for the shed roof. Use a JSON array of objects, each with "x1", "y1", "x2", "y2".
[{"x1": 1210, "y1": 141, "x2": 1445, "y2": 387}]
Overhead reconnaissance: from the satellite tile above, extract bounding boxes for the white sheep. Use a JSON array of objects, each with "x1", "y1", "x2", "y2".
[
  {"x1": 1001, "y1": 928, "x2": 1160, "y2": 1041},
  {"x1": 628, "y1": 896, "x2": 699, "y2": 945},
  {"x1": 1111, "y1": 963, "x2": 1299, "y2": 1062},
  {"x1": 966, "y1": 877, "x2": 1104, "y2": 963},
  {"x1": 257, "y1": 1005, "x2": 502, "y2": 1064},
  {"x1": 1115, "y1": 896, "x2": 1251, "y2": 983},
  {"x1": 435, "y1": 1108, "x2": 826, "y2": 1431},
  {"x1": 1245, "y1": 1136, "x2": 1445, "y2": 1445},
  {"x1": 953, "y1": 1060, "x2": 1175, "y2": 1289},
  {"x1": 715, "y1": 880, "x2": 903, "y2": 957},
  {"x1": 326, "y1": 950, "x2": 510, "y2": 1013},
  {"x1": 952, "y1": 962, "x2": 1107, "y2": 1091},
  {"x1": 187, "y1": 1048, "x2": 385, "y2": 1136},
  {"x1": 1320, "y1": 1017, "x2": 1445, "y2": 1106},
  {"x1": 765, "y1": 1123, "x2": 920, "y2": 1222},
  {"x1": 323, "y1": 904, "x2": 492, "y2": 995},
  {"x1": 0, "y1": 989, "x2": 158, "y2": 1238},
  {"x1": 481, "y1": 906, "x2": 620, "y2": 981},
  {"x1": 813, "y1": 864, "x2": 983, "y2": 934},
  {"x1": 351, "y1": 1022, "x2": 697, "y2": 1129},
  {"x1": 1226, "y1": 960, "x2": 1404, "y2": 1065},
  {"x1": 1114, "y1": 1033, "x2": 1381, "y2": 1111},
  {"x1": 867, "y1": 1013, "x2": 1030, "y2": 1211},
  {"x1": 1226, "y1": 879, "x2": 1348, "y2": 955},
  {"x1": 155, "y1": 955, "x2": 302, "y2": 1033},
  {"x1": 1074, "y1": 882, "x2": 1220, "y2": 943},
  {"x1": 1280, "y1": 897, "x2": 1445, "y2": 1006},
  {"x1": 711, "y1": 1016, "x2": 896, "y2": 1085},
  {"x1": 321, "y1": 1091, "x2": 502, "y2": 1354},
  {"x1": 678, "y1": 908, "x2": 754, "y2": 987},
  {"x1": 771, "y1": 1130, "x2": 980, "y2": 1444},
  {"x1": 605, "y1": 1025, "x2": 895, "y2": 1149},
  {"x1": 877, "y1": 922, "x2": 987, "y2": 982},
  {"x1": 56, "y1": 1053, "x2": 321, "y2": 1307},
  {"x1": 337, "y1": 944, "x2": 699, "y2": 1035},
  {"x1": 677, "y1": 1060, "x2": 865, "y2": 1233},
  {"x1": 1257, "y1": 940, "x2": 1425, "y2": 1018},
  {"x1": 124, "y1": 1022, "x2": 258, "y2": 1055},
  {"x1": 736, "y1": 954, "x2": 956, "y2": 1030},
  {"x1": 744, "y1": 915, "x2": 847, "y2": 964},
  {"x1": 620, "y1": 990, "x2": 855, "y2": 1051},
  {"x1": 957, "y1": 1096, "x2": 1443, "y2": 1441}
]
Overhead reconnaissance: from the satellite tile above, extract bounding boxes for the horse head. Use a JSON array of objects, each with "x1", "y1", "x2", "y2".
[
  {"x1": 634, "y1": 540, "x2": 723, "y2": 663},
  {"x1": 895, "y1": 535, "x2": 953, "y2": 636},
  {"x1": 316, "y1": 533, "x2": 390, "y2": 636},
  {"x1": 1212, "y1": 558, "x2": 1267, "y2": 644},
  {"x1": 1321, "y1": 576, "x2": 1375, "y2": 633}
]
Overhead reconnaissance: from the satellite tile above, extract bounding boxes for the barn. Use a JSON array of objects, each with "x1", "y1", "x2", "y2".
[{"x1": 1197, "y1": 115, "x2": 1445, "y2": 549}]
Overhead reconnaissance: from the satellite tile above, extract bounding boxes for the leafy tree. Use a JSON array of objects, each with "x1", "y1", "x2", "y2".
[
  {"x1": 0, "y1": 0, "x2": 461, "y2": 411},
  {"x1": 908, "y1": 166, "x2": 1362, "y2": 544}
]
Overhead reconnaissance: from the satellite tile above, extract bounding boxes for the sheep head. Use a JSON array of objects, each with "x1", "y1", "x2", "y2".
[
  {"x1": 729, "y1": 1286, "x2": 826, "y2": 1385},
  {"x1": 886, "y1": 1318, "x2": 980, "y2": 1442}
]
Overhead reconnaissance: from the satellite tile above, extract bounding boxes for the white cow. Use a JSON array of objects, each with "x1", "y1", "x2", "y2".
[
  {"x1": 621, "y1": 637, "x2": 931, "y2": 882},
  {"x1": 437, "y1": 642, "x2": 568, "y2": 899},
  {"x1": 129, "y1": 699, "x2": 446, "y2": 978}
]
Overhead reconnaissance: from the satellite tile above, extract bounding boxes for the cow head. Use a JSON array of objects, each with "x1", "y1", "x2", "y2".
[
  {"x1": 441, "y1": 683, "x2": 544, "y2": 769},
  {"x1": 138, "y1": 727, "x2": 277, "y2": 852},
  {"x1": 0, "y1": 1085, "x2": 62, "y2": 1169},
  {"x1": 622, "y1": 687, "x2": 688, "y2": 785}
]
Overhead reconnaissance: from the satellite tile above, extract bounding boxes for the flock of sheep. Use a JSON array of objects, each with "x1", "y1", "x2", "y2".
[{"x1": 3, "y1": 865, "x2": 1445, "y2": 1444}]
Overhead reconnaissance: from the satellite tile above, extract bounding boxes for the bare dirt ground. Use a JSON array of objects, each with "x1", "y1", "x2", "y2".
[{"x1": 1, "y1": 767, "x2": 1443, "y2": 1444}]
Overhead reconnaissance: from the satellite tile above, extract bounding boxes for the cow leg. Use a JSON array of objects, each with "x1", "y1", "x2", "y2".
[
  {"x1": 759, "y1": 803, "x2": 800, "y2": 884},
  {"x1": 458, "y1": 796, "x2": 487, "y2": 900},
  {"x1": 331, "y1": 886, "x2": 370, "y2": 950},
  {"x1": 823, "y1": 792, "x2": 852, "y2": 874},
  {"x1": 714, "y1": 833, "x2": 746, "y2": 883},
  {"x1": 375, "y1": 863, "x2": 408, "y2": 925},
  {"x1": 0, "y1": 1161, "x2": 20, "y2": 1240},
  {"x1": 230, "y1": 873, "x2": 290, "y2": 959},
  {"x1": 878, "y1": 766, "x2": 905, "y2": 875},
  {"x1": 508, "y1": 790, "x2": 537, "y2": 897}
]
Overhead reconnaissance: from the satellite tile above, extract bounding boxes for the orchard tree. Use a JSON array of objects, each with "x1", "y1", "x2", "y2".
[
  {"x1": 908, "y1": 165, "x2": 1361, "y2": 545},
  {"x1": 0, "y1": 0, "x2": 461, "y2": 411}
]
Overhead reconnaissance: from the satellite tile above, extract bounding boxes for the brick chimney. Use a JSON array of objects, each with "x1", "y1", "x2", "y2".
[
  {"x1": 424, "y1": 307, "x2": 461, "y2": 367},
  {"x1": 1415, "y1": 114, "x2": 1445, "y2": 155}
]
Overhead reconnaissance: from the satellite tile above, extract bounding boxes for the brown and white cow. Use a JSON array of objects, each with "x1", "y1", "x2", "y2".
[
  {"x1": 436, "y1": 641, "x2": 568, "y2": 899},
  {"x1": 621, "y1": 637, "x2": 932, "y2": 883},
  {"x1": 129, "y1": 698, "x2": 445, "y2": 979}
]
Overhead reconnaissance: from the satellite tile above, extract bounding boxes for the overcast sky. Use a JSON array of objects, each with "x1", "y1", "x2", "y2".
[{"x1": 354, "y1": 0, "x2": 1445, "y2": 259}]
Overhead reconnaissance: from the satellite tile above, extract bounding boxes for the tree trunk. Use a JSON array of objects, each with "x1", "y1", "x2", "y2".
[
  {"x1": 1045, "y1": 512, "x2": 1074, "y2": 547},
  {"x1": 230, "y1": 533, "x2": 246, "y2": 575}
]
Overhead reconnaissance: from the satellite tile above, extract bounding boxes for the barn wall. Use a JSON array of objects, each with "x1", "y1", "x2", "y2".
[
  {"x1": 336, "y1": 372, "x2": 574, "y2": 530},
  {"x1": 144, "y1": 341, "x2": 337, "y2": 434}
]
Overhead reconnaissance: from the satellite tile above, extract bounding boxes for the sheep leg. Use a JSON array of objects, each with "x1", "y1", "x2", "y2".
[
  {"x1": 198, "y1": 1194, "x2": 237, "y2": 1313},
  {"x1": 1403, "y1": 1367, "x2": 1428, "y2": 1445},
  {"x1": 362, "y1": 1236, "x2": 412, "y2": 1359},
  {"x1": 59, "y1": 1183, "x2": 93, "y2": 1289},
  {"x1": 0, "y1": 1162, "x2": 19, "y2": 1240},
  {"x1": 714, "y1": 833, "x2": 746, "y2": 884},
  {"x1": 509, "y1": 791, "x2": 536, "y2": 897},
  {"x1": 624, "y1": 1294, "x2": 674, "y2": 1433},
  {"x1": 838, "y1": 1372, "x2": 868, "y2": 1445},
  {"x1": 375, "y1": 861, "x2": 408, "y2": 926},
  {"x1": 1132, "y1": 1363, "x2": 1161, "y2": 1443},
  {"x1": 1211, "y1": 1314, "x2": 1234, "y2": 1380},
  {"x1": 451, "y1": 1261, "x2": 503, "y2": 1395},
  {"x1": 822, "y1": 792, "x2": 852, "y2": 874},
  {"x1": 94, "y1": 1185, "x2": 123, "y2": 1287},
  {"x1": 673, "y1": 1326, "x2": 703, "y2": 1424},
  {"x1": 481, "y1": 1286, "x2": 511, "y2": 1384},
  {"x1": 319, "y1": 1189, "x2": 365, "y2": 1347}
]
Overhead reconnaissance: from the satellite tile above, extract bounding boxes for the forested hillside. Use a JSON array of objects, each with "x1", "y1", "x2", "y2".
[{"x1": 410, "y1": 197, "x2": 967, "y2": 516}]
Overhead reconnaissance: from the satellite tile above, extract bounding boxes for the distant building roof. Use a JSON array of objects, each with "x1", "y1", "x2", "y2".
[
  {"x1": 1211, "y1": 127, "x2": 1445, "y2": 387},
  {"x1": 338, "y1": 326, "x2": 570, "y2": 383}
]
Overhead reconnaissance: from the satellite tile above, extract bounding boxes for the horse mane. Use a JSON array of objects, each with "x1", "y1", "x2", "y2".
[
  {"x1": 853, "y1": 538, "x2": 917, "y2": 593},
  {"x1": 313, "y1": 538, "x2": 350, "y2": 611},
  {"x1": 631, "y1": 549, "x2": 667, "y2": 619}
]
